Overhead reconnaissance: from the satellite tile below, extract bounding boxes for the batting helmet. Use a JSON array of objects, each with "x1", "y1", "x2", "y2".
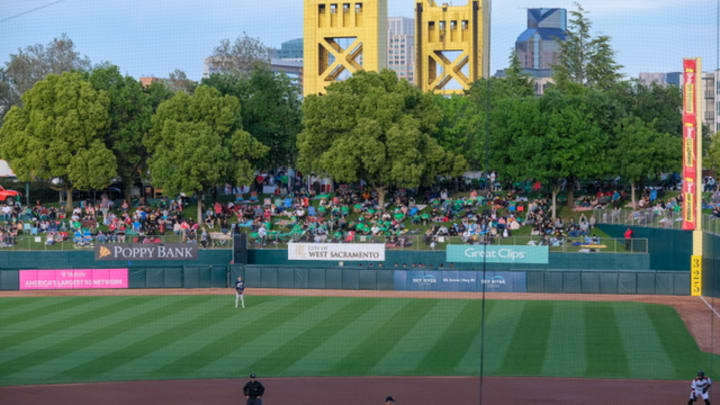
[{"x1": 698, "y1": 371, "x2": 705, "y2": 378}]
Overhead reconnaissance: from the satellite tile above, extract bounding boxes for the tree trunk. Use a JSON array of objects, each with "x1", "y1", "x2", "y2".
[
  {"x1": 197, "y1": 193, "x2": 204, "y2": 224},
  {"x1": 631, "y1": 181, "x2": 636, "y2": 210},
  {"x1": 123, "y1": 178, "x2": 134, "y2": 201},
  {"x1": 566, "y1": 178, "x2": 575, "y2": 210},
  {"x1": 376, "y1": 186, "x2": 387, "y2": 210},
  {"x1": 551, "y1": 187, "x2": 559, "y2": 220},
  {"x1": 65, "y1": 186, "x2": 73, "y2": 214}
]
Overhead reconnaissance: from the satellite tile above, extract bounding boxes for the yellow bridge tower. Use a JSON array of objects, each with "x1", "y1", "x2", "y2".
[
  {"x1": 415, "y1": 0, "x2": 491, "y2": 94},
  {"x1": 303, "y1": 1, "x2": 388, "y2": 96}
]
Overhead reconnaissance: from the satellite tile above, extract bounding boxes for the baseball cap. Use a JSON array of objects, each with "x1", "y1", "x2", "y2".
[
  {"x1": 249, "y1": 373, "x2": 256, "y2": 378},
  {"x1": 385, "y1": 396, "x2": 395, "y2": 402}
]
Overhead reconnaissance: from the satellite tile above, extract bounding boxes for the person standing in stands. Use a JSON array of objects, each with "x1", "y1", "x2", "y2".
[
  {"x1": 624, "y1": 227, "x2": 633, "y2": 251},
  {"x1": 244, "y1": 372, "x2": 265, "y2": 405}
]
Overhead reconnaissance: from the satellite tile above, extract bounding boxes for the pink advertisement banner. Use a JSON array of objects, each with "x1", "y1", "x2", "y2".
[{"x1": 19, "y1": 269, "x2": 129, "y2": 290}]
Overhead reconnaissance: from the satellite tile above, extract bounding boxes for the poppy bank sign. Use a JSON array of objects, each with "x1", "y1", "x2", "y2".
[
  {"x1": 95, "y1": 244, "x2": 198, "y2": 261},
  {"x1": 446, "y1": 245, "x2": 549, "y2": 264}
]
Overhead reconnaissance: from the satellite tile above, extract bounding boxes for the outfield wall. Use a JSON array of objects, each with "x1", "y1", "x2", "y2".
[
  {"x1": 0, "y1": 265, "x2": 689, "y2": 295},
  {"x1": 0, "y1": 249, "x2": 651, "y2": 271},
  {"x1": 598, "y1": 224, "x2": 691, "y2": 271},
  {"x1": 703, "y1": 232, "x2": 720, "y2": 297}
]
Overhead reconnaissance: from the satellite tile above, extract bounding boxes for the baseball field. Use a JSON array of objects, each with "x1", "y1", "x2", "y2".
[{"x1": 0, "y1": 290, "x2": 716, "y2": 390}]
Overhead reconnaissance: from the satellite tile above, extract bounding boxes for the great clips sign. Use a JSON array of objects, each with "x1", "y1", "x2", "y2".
[{"x1": 95, "y1": 244, "x2": 198, "y2": 261}]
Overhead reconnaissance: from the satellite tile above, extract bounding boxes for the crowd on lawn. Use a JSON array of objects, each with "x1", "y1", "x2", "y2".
[
  {"x1": 2, "y1": 169, "x2": 697, "y2": 249},
  {"x1": 0, "y1": 175, "x2": 599, "y2": 249}
]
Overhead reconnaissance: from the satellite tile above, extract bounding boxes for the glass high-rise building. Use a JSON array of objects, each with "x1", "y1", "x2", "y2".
[{"x1": 515, "y1": 8, "x2": 567, "y2": 71}]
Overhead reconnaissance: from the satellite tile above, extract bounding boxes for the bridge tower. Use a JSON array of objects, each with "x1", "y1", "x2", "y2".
[
  {"x1": 415, "y1": 0, "x2": 491, "y2": 94},
  {"x1": 303, "y1": 0, "x2": 388, "y2": 96}
]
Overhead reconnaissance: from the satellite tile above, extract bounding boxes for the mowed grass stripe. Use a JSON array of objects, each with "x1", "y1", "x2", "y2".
[
  {"x1": 0, "y1": 297, "x2": 96, "y2": 327},
  {"x1": 416, "y1": 300, "x2": 482, "y2": 374},
  {"x1": 584, "y1": 303, "x2": 629, "y2": 377},
  {"x1": 458, "y1": 300, "x2": 521, "y2": 374},
  {"x1": 613, "y1": 303, "x2": 675, "y2": 379},
  {"x1": 247, "y1": 298, "x2": 380, "y2": 375},
  {"x1": 150, "y1": 297, "x2": 323, "y2": 377},
  {"x1": 330, "y1": 299, "x2": 438, "y2": 375},
  {"x1": 371, "y1": 299, "x2": 469, "y2": 374},
  {"x1": 0, "y1": 295, "x2": 207, "y2": 379},
  {"x1": 105, "y1": 296, "x2": 288, "y2": 377},
  {"x1": 0, "y1": 297, "x2": 151, "y2": 351},
  {"x1": 55, "y1": 297, "x2": 267, "y2": 380},
  {"x1": 499, "y1": 301, "x2": 554, "y2": 376},
  {"x1": 644, "y1": 304, "x2": 702, "y2": 377},
  {"x1": 541, "y1": 301, "x2": 586, "y2": 377},
  {"x1": 0, "y1": 298, "x2": 46, "y2": 313}
]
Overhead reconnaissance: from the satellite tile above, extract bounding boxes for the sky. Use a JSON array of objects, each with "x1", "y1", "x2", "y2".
[{"x1": 0, "y1": 0, "x2": 718, "y2": 81}]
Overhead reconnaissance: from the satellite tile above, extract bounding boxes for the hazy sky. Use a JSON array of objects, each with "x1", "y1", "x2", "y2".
[{"x1": 0, "y1": 0, "x2": 718, "y2": 80}]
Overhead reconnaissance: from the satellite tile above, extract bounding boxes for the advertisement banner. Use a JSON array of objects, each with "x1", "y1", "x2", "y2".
[
  {"x1": 394, "y1": 270, "x2": 526, "y2": 293},
  {"x1": 682, "y1": 58, "x2": 698, "y2": 230},
  {"x1": 691, "y1": 255, "x2": 702, "y2": 296},
  {"x1": 288, "y1": 243, "x2": 385, "y2": 261},
  {"x1": 95, "y1": 244, "x2": 198, "y2": 261},
  {"x1": 446, "y1": 245, "x2": 549, "y2": 264},
  {"x1": 19, "y1": 269, "x2": 129, "y2": 290}
]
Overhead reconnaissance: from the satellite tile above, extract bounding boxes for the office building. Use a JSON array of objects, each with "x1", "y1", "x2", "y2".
[
  {"x1": 278, "y1": 38, "x2": 303, "y2": 59},
  {"x1": 515, "y1": 8, "x2": 566, "y2": 71},
  {"x1": 387, "y1": 17, "x2": 414, "y2": 82}
]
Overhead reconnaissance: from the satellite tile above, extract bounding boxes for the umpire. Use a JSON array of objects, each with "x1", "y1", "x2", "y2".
[{"x1": 244, "y1": 372, "x2": 265, "y2": 405}]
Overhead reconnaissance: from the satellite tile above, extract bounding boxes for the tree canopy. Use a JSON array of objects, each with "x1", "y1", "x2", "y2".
[
  {"x1": 298, "y1": 70, "x2": 467, "y2": 206},
  {"x1": 207, "y1": 33, "x2": 270, "y2": 74},
  {"x1": 147, "y1": 85, "x2": 268, "y2": 220},
  {"x1": 0, "y1": 72, "x2": 116, "y2": 211},
  {"x1": 202, "y1": 65, "x2": 302, "y2": 168},
  {"x1": 0, "y1": 34, "x2": 91, "y2": 123}
]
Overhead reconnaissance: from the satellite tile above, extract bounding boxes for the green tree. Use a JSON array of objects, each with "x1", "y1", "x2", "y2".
[
  {"x1": 147, "y1": 85, "x2": 268, "y2": 221},
  {"x1": 503, "y1": 50, "x2": 534, "y2": 97},
  {"x1": 492, "y1": 90, "x2": 608, "y2": 218},
  {"x1": 202, "y1": 65, "x2": 302, "y2": 168},
  {"x1": 167, "y1": 69, "x2": 197, "y2": 93},
  {"x1": 298, "y1": 70, "x2": 467, "y2": 207},
  {"x1": 88, "y1": 64, "x2": 171, "y2": 197},
  {"x1": 611, "y1": 117, "x2": 681, "y2": 208},
  {"x1": 553, "y1": 3, "x2": 622, "y2": 90},
  {"x1": 706, "y1": 132, "x2": 720, "y2": 173},
  {"x1": 431, "y1": 94, "x2": 482, "y2": 168},
  {"x1": 1, "y1": 34, "x2": 91, "y2": 122},
  {"x1": 610, "y1": 80, "x2": 682, "y2": 136},
  {"x1": 207, "y1": 33, "x2": 270, "y2": 74},
  {"x1": 0, "y1": 72, "x2": 116, "y2": 212}
]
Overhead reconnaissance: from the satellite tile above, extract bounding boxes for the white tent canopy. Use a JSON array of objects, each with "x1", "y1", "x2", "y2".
[{"x1": 0, "y1": 160, "x2": 16, "y2": 178}]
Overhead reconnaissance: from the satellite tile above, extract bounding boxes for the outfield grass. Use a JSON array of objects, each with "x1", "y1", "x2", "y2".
[{"x1": 0, "y1": 295, "x2": 716, "y2": 386}]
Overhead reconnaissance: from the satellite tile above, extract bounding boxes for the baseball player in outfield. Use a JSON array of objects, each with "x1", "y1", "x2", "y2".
[
  {"x1": 689, "y1": 370, "x2": 712, "y2": 404},
  {"x1": 234, "y1": 276, "x2": 245, "y2": 308}
]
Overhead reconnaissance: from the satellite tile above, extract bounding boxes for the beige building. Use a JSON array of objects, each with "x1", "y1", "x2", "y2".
[{"x1": 387, "y1": 16, "x2": 414, "y2": 82}]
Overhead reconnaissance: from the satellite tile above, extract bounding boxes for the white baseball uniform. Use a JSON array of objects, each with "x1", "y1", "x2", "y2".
[{"x1": 690, "y1": 376, "x2": 712, "y2": 401}]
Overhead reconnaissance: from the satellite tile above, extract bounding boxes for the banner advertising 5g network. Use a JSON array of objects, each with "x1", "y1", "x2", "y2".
[
  {"x1": 446, "y1": 245, "x2": 549, "y2": 264},
  {"x1": 288, "y1": 243, "x2": 385, "y2": 261}
]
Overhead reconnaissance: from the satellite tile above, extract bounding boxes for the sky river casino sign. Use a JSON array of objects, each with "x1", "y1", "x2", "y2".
[{"x1": 95, "y1": 244, "x2": 198, "y2": 261}]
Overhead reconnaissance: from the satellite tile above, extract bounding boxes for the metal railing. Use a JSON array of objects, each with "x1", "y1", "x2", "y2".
[
  {"x1": 596, "y1": 207, "x2": 720, "y2": 236},
  {"x1": 597, "y1": 208, "x2": 684, "y2": 229},
  {"x1": 0, "y1": 233, "x2": 233, "y2": 251},
  {"x1": 248, "y1": 233, "x2": 648, "y2": 253}
]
